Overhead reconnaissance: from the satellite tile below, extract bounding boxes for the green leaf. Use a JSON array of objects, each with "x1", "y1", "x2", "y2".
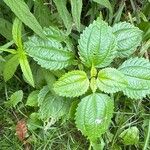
[
  {"x1": 54, "y1": 70, "x2": 89, "y2": 97},
  {"x1": 19, "y1": 52, "x2": 35, "y2": 87},
  {"x1": 53, "y1": 0, "x2": 73, "y2": 32},
  {"x1": 113, "y1": 22, "x2": 143, "y2": 57},
  {"x1": 97, "y1": 68, "x2": 127, "y2": 93},
  {"x1": 138, "y1": 21, "x2": 150, "y2": 41},
  {"x1": 12, "y1": 18, "x2": 23, "y2": 48},
  {"x1": 38, "y1": 86, "x2": 50, "y2": 106},
  {"x1": 0, "y1": 47, "x2": 17, "y2": 54},
  {"x1": 93, "y1": 0, "x2": 112, "y2": 14},
  {"x1": 3, "y1": 0, "x2": 45, "y2": 39},
  {"x1": 3, "y1": 54, "x2": 19, "y2": 81},
  {"x1": 5, "y1": 90, "x2": 23, "y2": 108},
  {"x1": 38, "y1": 92, "x2": 70, "y2": 120},
  {"x1": 75, "y1": 93, "x2": 114, "y2": 141},
  {"x1": 70, "y1": 0, "x2": 82, "y2": 32},
  {"x1": 24, "y1": 27, "x2": 75, "y2": 70},
  {"x1": 26, "y1": 90, "x2": 39, "y2": 107},
  {"x1": 42, "y1": 69, "x2": 56, "y2": 93},
  {"x1": 27, "y1": 113, "x2": 42, "y2": 130},
  {"x1": 118, "y1": 57, "x2": 150, "y2": 99},
  {"x1": 119, "y1": 126, "x2": 139, "y2": 145},
  {"x1": 34, "y1": 0, "x2": 52, "y2": 27},
  {"x1": 78, "y1": 19, "x2": 117, "y2": 68},
  {"x1": 0, "y1": 55, "x2": 5, "y2": 62},
  {"x1": 0, "y1": 18, "x2": 12, "y2": 40},
  {"x1": 32, "y1": 66, "x2": 46, "y2": 89}
]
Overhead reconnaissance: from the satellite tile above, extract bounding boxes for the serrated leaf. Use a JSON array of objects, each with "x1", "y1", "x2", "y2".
[
  {"x1": 93, "y1": 0, "x2": 112, "y2": 14},
  {"x1": 3, "y1": 0, "x2": 45, "y2": 39},
  {"x1": 54, "y1": 70, "x2": 89, "y2": 97},
  {"x1": 3, "y1": 54, "x2": 19, "y2": 81},
  {"x1": 97, "y1": 68, "x2": 127, "y2": 93},
  {"x1": 113, "y1": 22, "x2": 143, "y2": 57},
  {"x1": 119, "y1": 126, "x2": 139, "y2": 145},
  {"x1": 5, "y1": 90, "x2": 23, "y2": 108},
  {"x1": 75, "y1": 93, "x2": 114, "y2": 141},
  {"x1": 70, "y1": 0, "x2": 82, "y2": 32},
  {"x1": 78, "y1": 19, "x2": 117, "y2": 68},
  {"x1": 38, "y1": 92, "x2": 70, "y2": 120},
  {"x1": 26, "y1": 90, "x2": 39, "y2": 107},
  {"x1": 24, "y1": 27, "x2": 75, "y2": 70},
  {"x1": 118, "y1": 57, "x2": 150, "y2": 99},
  {"x1": 53, "y1": 0, "x2": 73, "y2": 32}
]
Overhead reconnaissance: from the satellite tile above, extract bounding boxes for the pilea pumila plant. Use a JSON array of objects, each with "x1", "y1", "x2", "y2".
[
  {"x1": 1, "y1": 10, "x2": 149, "y2": 149},
  {"x1": 21, "y1": 17, "x2": 150, "y2": 148}
]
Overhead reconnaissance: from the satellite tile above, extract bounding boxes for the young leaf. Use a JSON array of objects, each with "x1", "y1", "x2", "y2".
[
  {"x1": 53, "y1": 0, "x2": 73, "y2": 32},
  {"x1": 70, "y1": 0, "x2": 82, "y2": 32},
  {"x1": 26, "y1": 90, "x2": 39, "y2": 107},
  {"x1": 5, "y1": 90, "x2": 23, "y2": 108},
  {"x1": 19, "y1": 52, "x2": 35, "y2": 87},
  {"x1": 78, "y1": 19, "x2": 117, "y2": 68},
  {"x1": 119, "y1": 126, "x2": 139, "y2": 145},
  {"x1": 3, "y1": 0, "x2": 45, "y2": 39},
  {"x1": 54, "y1": 70, "x2": 89, "y2": 97},
  {"x1": 118, "y1": 57, "x2": 150, "y2": 99},
  {"x1": 0, "y1": 18, "x2": 12, "y2": 40},
  {"x1": 12, "y1": 18, "x2": 23, "y2": 49},
  {"x1": 3, "y1": 54, "x2": 19, "y2": 81},
  {"x1": 75, "y1": 93, "x2": 114, "y2": 141},
  {"x1": 93, "y1": 0, "x2": 112, "y2": 14},
  {"x1": 97, "y1": 68, "x2": 127, "y2": 93},
  {"x1": 113, "y1": 22, "x2": 143, "y2": 57},
  {"x1": 27, "y1": 113, "x2": 42, "y2": 131},
  {"x1": 24, "y1": 27, "x2": 75, "y2": 70},
  {"x1": 39, "y1": 93, "x2": 70, "y2": 120}
]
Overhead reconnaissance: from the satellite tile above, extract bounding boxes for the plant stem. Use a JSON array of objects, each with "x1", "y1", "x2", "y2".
[
  {"x1": 88, "y1": 142, "x2": 92, "y2": 150},
  {"x1": 143, "y1": 120, "x2": 150, "y2": 150}
]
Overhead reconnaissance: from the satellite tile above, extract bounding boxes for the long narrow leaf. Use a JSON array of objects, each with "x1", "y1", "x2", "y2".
[
  {"x1": 93, "y1": 0, "x2": 112, "y2": 14},
  {"x1": 70, "y1": 0, "x2": 82, "y2": 32},
  {"x1": 12, "y1": 18, "x2": 23, "y2": 48},
  {"x1": 3, "y1": 0, "x2": 45, "y2": 39},
  {"x1": 19, "y1": 52, "x2": 35, "y2": 87},
  {"x1": 34, "y1": 0, "x2": 52, "y2": 27},
  {"x1": 53, "y1": 0, "x2": 73, "y2": 32}
]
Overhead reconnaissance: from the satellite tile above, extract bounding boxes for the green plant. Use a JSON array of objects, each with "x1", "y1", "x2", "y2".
[{"x1": 0, "y1": 0, "x2": 150, "y2": 149}]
